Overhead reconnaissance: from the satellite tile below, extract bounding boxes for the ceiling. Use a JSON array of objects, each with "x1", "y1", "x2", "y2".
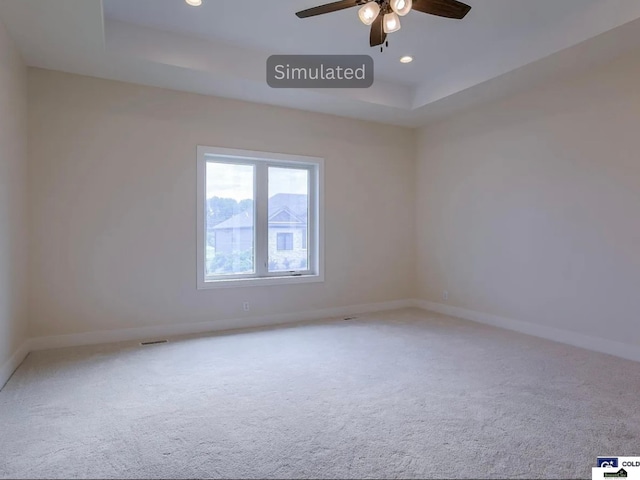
[{"x1": 2, "y1": 0, "x2": 640, "y2": 126}]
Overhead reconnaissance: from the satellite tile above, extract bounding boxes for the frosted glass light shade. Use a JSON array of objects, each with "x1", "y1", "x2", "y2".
[
  {"x1": 390, "y1": 0, "x2": 412, "y2": 16},
  {"x1": 383, "y1": 12, "x2": 401, "y2": 33},
  {"x1": 358, "y1": 2, "x2": 380, "y2": 25}
]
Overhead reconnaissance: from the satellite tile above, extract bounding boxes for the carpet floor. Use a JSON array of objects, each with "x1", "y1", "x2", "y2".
[{"x1": 1, "y1": 308, "x2": 639, "y2": 479}]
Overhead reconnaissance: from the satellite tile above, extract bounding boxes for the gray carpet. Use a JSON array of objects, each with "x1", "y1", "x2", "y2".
[{"x1": 1, "y1": 308, "x2": 639, "y2": 479}]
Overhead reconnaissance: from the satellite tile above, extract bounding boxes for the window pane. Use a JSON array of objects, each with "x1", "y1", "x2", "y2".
[
  {"x1": 205, "y1": 162, "x2": 254, "y2": 276},
  {"x1": 268, "y1": 167, "x2": 309, "y2": 272},
  {"x1": 277, "y1": 232, "x2": 293, "y2": 251}
]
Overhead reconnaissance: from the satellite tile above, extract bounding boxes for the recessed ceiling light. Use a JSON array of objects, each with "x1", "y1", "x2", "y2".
[
  {"x1": 400, "y1": 56, "x2": 413, "y2": 64},
  {"x1": 185, "y1": 0, "x2": 202, "y2": 6}
]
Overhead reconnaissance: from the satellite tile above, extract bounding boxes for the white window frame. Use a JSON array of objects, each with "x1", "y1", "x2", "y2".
[{"x1": 197, "y1": 146, "x2": 324, "y2": 289}]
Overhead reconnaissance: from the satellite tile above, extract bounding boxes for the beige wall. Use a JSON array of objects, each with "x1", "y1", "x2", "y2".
[
  {"x1": 26, "y1": 47, "x2": 640, "y2": 347},
  {"x1": 416, "y1": 50, "x2": 640, "y2": 347},
  {"x1": 0, "y1": 19, "x2": 28, "y2": 367},
  {"x1": 27, "y1": 69, "x2": 416, "y2": 337}
]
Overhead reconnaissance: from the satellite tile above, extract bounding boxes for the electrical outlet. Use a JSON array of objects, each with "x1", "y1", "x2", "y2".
[
  {"x1": 242, "y1": 302, "x2": 250, "y2": 312},
  {"x1": 442, "y1": 291, "x2": 449, "y2": 301}
]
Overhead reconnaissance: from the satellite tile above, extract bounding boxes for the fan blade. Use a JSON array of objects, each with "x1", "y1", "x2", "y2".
[
  {"x1": 412, "y1": 0, "x2": 471, "y2": 19},
  {"x1": 369, "y1": 14, "x2": 387, "y2": 47},
  {"x1": 296, "y1": 0, "x2": 361, "y2": 18}
]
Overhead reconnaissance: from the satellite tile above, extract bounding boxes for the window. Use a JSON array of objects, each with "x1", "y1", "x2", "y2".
[
  {"x1": 277, "y1": 233, "x2": 293, "y2": 251},
  {"x1": 197, "y1": 146, "x2": 324, "y2": 288}
]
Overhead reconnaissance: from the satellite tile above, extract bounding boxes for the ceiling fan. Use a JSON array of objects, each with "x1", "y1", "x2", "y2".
[{"x1": 296, "y1": 0, "x2": 471, "y2": 49}]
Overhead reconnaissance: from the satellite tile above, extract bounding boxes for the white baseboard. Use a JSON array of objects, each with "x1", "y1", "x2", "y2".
[
  {"x1": 0, "y1": 340, "x2": 31, "y2": 391},
  {"x1": 412, "y1": 299, "x2": 640, "y2": 363},
  {"x1": 17, "y1": 297, "x2": 640, "y2": 379},
  {"x1": 29, "y1": 299, "x2": 414, "y2": 351}
]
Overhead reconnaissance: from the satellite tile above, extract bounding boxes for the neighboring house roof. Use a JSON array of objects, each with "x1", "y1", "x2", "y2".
[
  {"x1": 269, "y1": 207, "x2": 305, "y2": 225},
  {"x1": 269, "y1": 193, "x2": 308, "y2": 221},
  {"x1": 210, "y1": 194, "x2": 308, "y2": 230},
  {"x1": 210, "y1": 209, "x2": 253, "y2": 229}
]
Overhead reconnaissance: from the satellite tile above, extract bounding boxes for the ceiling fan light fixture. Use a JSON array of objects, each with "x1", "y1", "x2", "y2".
[
  {"x1": 295, "y1": 0, "x2": 471, "y2": 47},
  {"x1": 390, "y1": 0, "x2": 413, "y2": 16},
  {"x1": 358, "y1": 2, "x2": 380, "y2": 26},
  {"x1": 400, "y1": 56, "x2": 413, "y2": 63},
  {"x1": 185, "y1": 0, "x2": 202, "y2": 6},
  {"x1": 383, "y1": 12, "x2": 401, "y2": 33}
]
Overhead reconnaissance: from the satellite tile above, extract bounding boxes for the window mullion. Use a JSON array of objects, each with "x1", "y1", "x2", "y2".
[{"x1": 255, "y1": 163, "x2": 269, "y2": 277}]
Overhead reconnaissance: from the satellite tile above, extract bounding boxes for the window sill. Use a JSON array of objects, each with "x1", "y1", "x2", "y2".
[{"x1": 198, "y1": 273, "x2": 324, "y2": 290}]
